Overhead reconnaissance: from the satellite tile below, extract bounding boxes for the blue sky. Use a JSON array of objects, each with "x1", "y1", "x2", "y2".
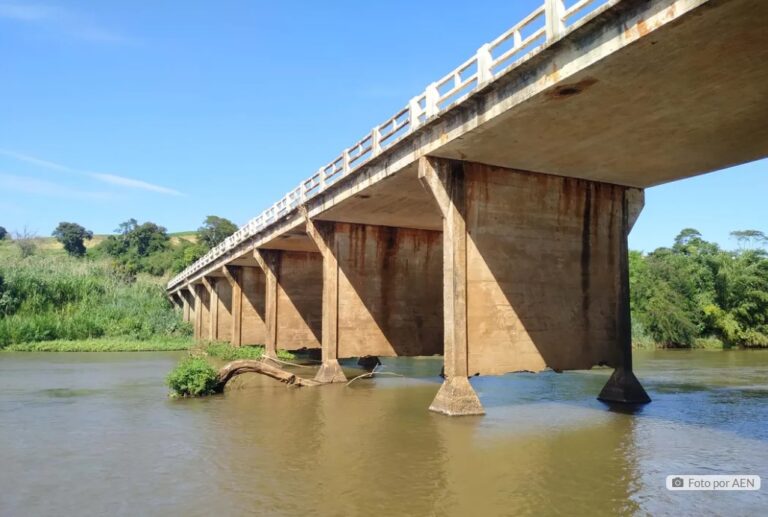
[{"x1": 0, "y1": 0, "x2": 765, "y2": 252}]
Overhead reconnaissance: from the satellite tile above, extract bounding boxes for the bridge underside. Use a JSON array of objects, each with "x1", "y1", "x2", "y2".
[
  {"x1": 176, "y1": 157, "x2": 650, "y2": 413},
  {"x1": 170, "y1": 0, "x2": 766, "y2": 414}
]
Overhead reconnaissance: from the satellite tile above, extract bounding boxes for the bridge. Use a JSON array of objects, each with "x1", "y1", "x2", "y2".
[{"x1": 167, "y1": 0, "x2": 768, "y2": 415}]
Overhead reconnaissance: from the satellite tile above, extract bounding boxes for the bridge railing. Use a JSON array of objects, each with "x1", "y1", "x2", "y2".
[{"x1": 168, "y1": 0, "x2": 614, "y2": 290}]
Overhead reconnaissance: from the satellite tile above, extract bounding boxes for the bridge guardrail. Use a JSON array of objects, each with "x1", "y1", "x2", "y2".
[{"x1": 168, "y1": 0, "x2": 614, "y2": 290}]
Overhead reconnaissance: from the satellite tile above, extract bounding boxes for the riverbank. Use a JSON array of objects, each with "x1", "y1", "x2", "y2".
[
  {"x1": 0, "y1": 250, "x2": 191, "y2": 349},
  {"x1": 2, "y1": 336, "x2": 195, "y2": 352}
]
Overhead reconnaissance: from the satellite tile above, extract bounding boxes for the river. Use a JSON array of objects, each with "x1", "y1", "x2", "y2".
[{"x1": 0, "y1": 350, "x2": 766, "y2": 516}]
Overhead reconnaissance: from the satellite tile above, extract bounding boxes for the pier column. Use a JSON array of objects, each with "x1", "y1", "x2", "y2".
[
  {"x1": 253, "y1": 249, "x2": 322, "y2": 355},
  {"x1": 419, "y1": 157, "x2": 650, "y2": 415},
  {"x1": 193, "y1": 282, "x2": 208, "y2": 341},
  {"x1": 240, "y1": 266, "x2": 267, "y2": 346},
  {"x1": 202, "y1": 276, "x2": 218, "y2": 341},
  {"x1": 305, "y1": 220, "x2": 347, "y2": 383},
  {"x1": 254, "y1": 250, "x2": 279, "y2": 359},
  {"x1": 222, "y1": 266, "x2": 243, "y2": 346},
  {"x1": 419, "y1": 158, "x2": 484, "y2": 416},
  {"x1": 180, "y1": 290, "x2": 191, "y2": 323},
  {"x1": 597, "y1": 189, "x2": 651, "y2": 404},
  {"x1": 306, "y1": 219, "x2": 442, "y2": 361}
]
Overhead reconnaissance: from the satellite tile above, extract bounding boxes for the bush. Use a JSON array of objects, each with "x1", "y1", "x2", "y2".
[
  {"x1": 0, "y1": 254, "x2": 191, "y2": 348},
  {"x1": 167, "y1": 357, "x2": 219, "y2": 397},
  {"x1": 201, "y1": 342, "x2": 295, "y2": 361}
]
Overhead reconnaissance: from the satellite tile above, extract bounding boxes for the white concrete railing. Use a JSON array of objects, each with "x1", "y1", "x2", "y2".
[{"x1": 168, "y1": 0, "x2": 613, "y2": 290}]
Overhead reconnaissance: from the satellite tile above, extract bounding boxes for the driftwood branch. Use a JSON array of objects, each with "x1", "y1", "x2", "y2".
[{"x1": 215, "y1": 359, "x2": 321, "y2": 391}]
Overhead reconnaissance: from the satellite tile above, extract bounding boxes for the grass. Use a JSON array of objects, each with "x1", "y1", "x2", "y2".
[
  {"x1": 3, "y1": 336, "x2": 194, "y2": 352},
  {"x1": 196, "y1": 341, "x2": 295, "y2": 361},
  {"x1": 0, "y1": 246, "x2": 191, "y2": 348}
]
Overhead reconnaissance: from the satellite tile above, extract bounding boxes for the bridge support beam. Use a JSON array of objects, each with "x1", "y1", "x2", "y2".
[
  {"x1": 306, "y1": 219, "x2": 443, "y2": 383},
  {"x1": 254, "y1": 250, "x2": 280, "y2": 359},
  {"x1": 239, "y1": 266, "x2": 267, "y2": 346},
  {"x1": 305, "y1": 221, "x2": 346, "y2": 383},
  {"x1": 193, "y1": 282, "x2": 208, "y2": 341},
  {"x1": 201, "y1": 277, "x2": 218, "y2": 341},
  {"x1": 179, "y1": 288, "x2": 194, "y2": 323},
  {"x1": 254, "y1": 248, "x2": 323, "y2": 358},
  {"x1": 419, "y1": 157, "x2": 650, "y2": 415},
  {"x1": 222, "y1": 266, "x2": 243, "y2": 346}
]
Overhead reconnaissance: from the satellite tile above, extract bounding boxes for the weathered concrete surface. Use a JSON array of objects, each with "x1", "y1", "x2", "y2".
[
  {"x1": 598, "y1": 368, "x2": 651, "y2": 404},
  {"x1": 180, "y1": 290, "x2": 192, "y2": 323},
  {"x1": 304, "y1": 220, "x2": 346, "y2": 383},
  {"x1": 428, "y1": 377, "x2": 484, "y2": 417},
  {"x1": 310, "y1": 221, "x2": 443, "y2": 358},
  {"x1": 267, "y1": 250, "x2": 322, "y2": 351},
  {"x1": 420, "y1": 157, "x2": 646, "y2": 413},
  {"x1": 197, "y1": 282, "x2": 211, "y2": 340},
  {"x1": 240, "y1": 266, "x2": 266, "y2": 345},
  {"x1": 222, "y1": 266, "x2": 243, "y2": 346},
  {"x1": 215, "y1": 277, "x2": 233, "y2": 343},
  {"x1": 423, "y1": 158, "x2": 637, "y2": 375}
]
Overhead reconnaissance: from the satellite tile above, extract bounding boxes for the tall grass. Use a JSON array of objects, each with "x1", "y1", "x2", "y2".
[{"x1": 0, "y1": 251, "x2": 190, "y2": 348}]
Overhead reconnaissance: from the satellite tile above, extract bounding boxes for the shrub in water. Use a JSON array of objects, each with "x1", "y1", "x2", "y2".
[{"x1": 167, "y1": 357, "x2": 218, "y2": 397}]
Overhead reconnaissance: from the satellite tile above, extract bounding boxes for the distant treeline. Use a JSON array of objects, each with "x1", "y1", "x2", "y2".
[
  {"x1": 0, "y1": 215, "x2": 238, "y2": 277},
  {"x1": 631, "y1": 229, "x2": 768, "y2": 349}
]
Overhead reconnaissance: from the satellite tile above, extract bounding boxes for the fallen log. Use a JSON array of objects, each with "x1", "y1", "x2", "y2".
[{"x1": 215, "y1": 359, "x2": 321, "y2": 391}]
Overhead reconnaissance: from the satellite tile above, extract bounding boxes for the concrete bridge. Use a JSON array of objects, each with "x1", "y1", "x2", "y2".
[{"x1": 167, "y1": 0, "x2": 768, "y2": 415}]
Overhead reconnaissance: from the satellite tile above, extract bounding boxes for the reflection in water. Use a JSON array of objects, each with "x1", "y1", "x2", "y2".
[{"x1": 0, "y1": 350, "x2": 766, "y2": 516}]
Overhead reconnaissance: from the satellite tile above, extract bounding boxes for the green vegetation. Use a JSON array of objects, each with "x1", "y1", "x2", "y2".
[
  {"x1": 631, "y1": 229, "x2": 768, "y2": 349},
  {"x1": 197, "y1": 215, "x2": 238, "y2": 249},
  {"x1": 5, "y1": 336, "x2": 192, "y2": 352},
  {"x1": 0, "y1": 226, "x2": 7, "y2": 241},
  {"x1": 0, "y1": 214, "x2": 240, "y2": 352},
  {"x1": 0, "y1": 249, "x2": 190, "y2": 349},
  {"x1": 201, "y1": 342, "x2": 295, "y2": 361},
  {"x1": 167, "y1": 356, "x2": 219, "y2": 397},
  {"x1": 53, "y1": 222, "x2": 93, "y2": 257},
  {"x1": 166, "y1": 343, "x2": 296, "y2": 397}
]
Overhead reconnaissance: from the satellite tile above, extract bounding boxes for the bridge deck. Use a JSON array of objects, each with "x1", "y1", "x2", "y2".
[{"x1": 169, "y1": 0, "x2": 768, "y2": 294}]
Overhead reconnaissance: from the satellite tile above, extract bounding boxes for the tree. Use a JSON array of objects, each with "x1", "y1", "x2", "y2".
[
  {"x1": 52, "y1": 222, "x2": 93, "y2": 257},
  {"x1": 730, "y1": 229, "x2": 768, "y2": 251},
  {"x1": 0, "y1": 226, "x2": 7, "y2": 240},
  {"x1": 197, "y1": 215, "x2": 238, "y2": 250},
  {"x1": 98, "y1": 219, "x2": 171, "y2": 276},
  {"x1": 13, "y1": 227, "x2": 37, "y2": 258}
]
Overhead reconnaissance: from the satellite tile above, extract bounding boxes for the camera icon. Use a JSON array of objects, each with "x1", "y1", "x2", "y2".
[{"x1": 671, "y1": 477, "x2": 685, "y2": 488}]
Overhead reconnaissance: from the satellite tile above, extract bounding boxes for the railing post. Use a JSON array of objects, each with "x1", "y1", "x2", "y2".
[
  {"x1": 425, "y1": 83, "x2": 439, "y2": 118},
  {"x1": 300, "y1": 181, "x2": 308, "y2": 202},
  {"x1": 545, "y1": 0, "x2": 565, "y2": 42},
  {"x1": 342, "y1": 149, "x2": 350, "y2": 174},
  {"x1": 408, "y1": 97, "x2": 421, "y2": 131},
  {"x1": 371, "y1": 127, "x2": 381, "y2": 157},
  {"x1": 319, "y1": 168, "x2": 327, "y2": 192},
  {"x1": 476, "y1": 43, "x2": 493, "y2": 86}
]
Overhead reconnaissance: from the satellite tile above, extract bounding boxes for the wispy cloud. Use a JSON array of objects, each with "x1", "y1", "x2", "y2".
[
  {"x1": 0, "y1": 173, "x2": 111, "y2": 200},
  {"x1": 0, "y1": 149, "x2": 184, "y2": 196},
  {"x1": 0, "y1": 3, "x2": 135, "y2": 45}
]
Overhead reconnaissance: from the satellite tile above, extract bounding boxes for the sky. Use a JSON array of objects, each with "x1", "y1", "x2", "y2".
[{"x1": 0, "y1": 0, "x2": 765, "y2": 253}]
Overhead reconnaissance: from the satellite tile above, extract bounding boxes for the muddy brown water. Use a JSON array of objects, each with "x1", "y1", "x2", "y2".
[{"x1": 0, "y1": 350, "x2": 766, "y2": 516}]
